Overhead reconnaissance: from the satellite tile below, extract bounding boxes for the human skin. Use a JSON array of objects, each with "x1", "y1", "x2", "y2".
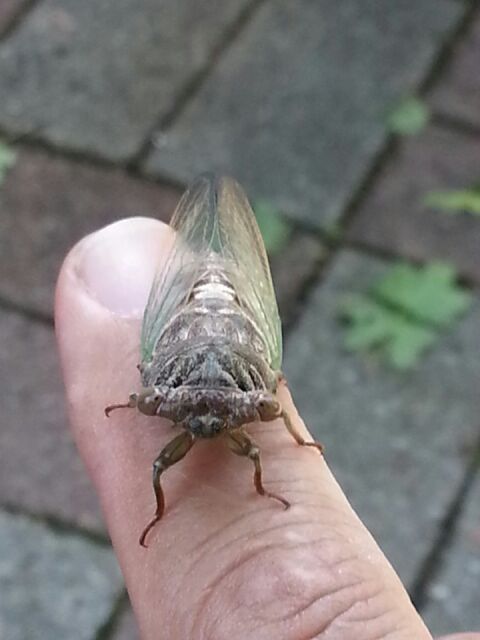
[{"x1": 55, "y1": 217, "x2": 480, "y2": 640}]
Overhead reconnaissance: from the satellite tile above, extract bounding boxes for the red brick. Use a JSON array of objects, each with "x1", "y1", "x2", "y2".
[
  {"x1": 347, "y1": 125, "x2": 480, "y2": 283},
  {"x1": 0, "y1": 308, "x2": 104, "y2": 529},
  {"x1": 430, "y1": 14, "x2": 480, "y2": 129},
  {"x1": 0, "y1": 148, "x2": 179, "y2": 316},
  {"x1": 0, "y1": 0, "x2": 28, "y2": 33}
]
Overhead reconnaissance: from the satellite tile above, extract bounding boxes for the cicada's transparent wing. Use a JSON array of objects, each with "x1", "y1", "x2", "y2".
[
  {"x1": 214, "y1": 176, "x2": 282, "y2": 369},
  {"x1": 141, "y1": 174, "x2": 282, "y2": 369},
  {"x1": 141, "y1": 176, "x2": 214, "y2": 361}
]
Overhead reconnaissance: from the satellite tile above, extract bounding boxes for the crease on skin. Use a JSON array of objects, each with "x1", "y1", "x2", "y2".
[
  {"x1": 187, "y1": 530, "x2": 357, "y2": 600},
  {"x1": 245, "y1": 553, "x2": 381, "y2": 630},
  {"x1": 306, "y1": 585, "x2": 422, "y2": 640},
  {"x1": 198, "y1": 547, "x2": 393, "y2": 640},
  {"x1": 174, "y1": 520, "x2": 354, "y2": 619},
  {"x1": 295, "y1": 584, "x2": 386, "y2": 640},
  {"x1": 188, "y1": 488, "x2": 354, "y2": 556},
  {"x1": 190, "y1": 518, "x2": 343, "y2": 569},
  {"x1": 190, "y1": 542, "x2": 282, "y2": 637},
  {"x1": 261, "y1": 576, "x2": 367, "y2": 627},
  {"x1": 184, "y1": 504, "x2": 359, "y2": 591},
  {"x1": 190, "y1": 531, "x2": 384, "y2": 640}
]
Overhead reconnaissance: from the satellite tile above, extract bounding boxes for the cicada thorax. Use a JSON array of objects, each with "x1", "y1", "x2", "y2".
[{"x1": 140, "y1": 256, "x2": 278, "y2": 437}]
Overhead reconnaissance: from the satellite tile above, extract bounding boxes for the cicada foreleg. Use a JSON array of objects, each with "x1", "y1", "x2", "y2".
[
  {"x1": 280, "y1": 408, "x2": 324, "y2": 455},
  {"x1": 226, "y1": 429, "x2": 290, "y2": 510},
  {"x1": 140, "y1": 430, "x2": 195, "y2": 548},
  {"x1": 253, "y1": 391, "x2": 324, "y2": 455}
]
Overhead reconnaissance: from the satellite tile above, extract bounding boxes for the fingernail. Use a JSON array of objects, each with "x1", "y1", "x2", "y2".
[{"x1": 74, "y1": 217, "x2": 172, "y2": 317}]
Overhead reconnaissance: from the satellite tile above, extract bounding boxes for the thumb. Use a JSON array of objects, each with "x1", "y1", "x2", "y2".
[{"x1": 56, "y1": 217, "x2": 432, "y2": 640}]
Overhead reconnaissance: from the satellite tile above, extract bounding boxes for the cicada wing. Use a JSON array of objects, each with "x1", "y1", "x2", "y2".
[
  {"x1": 141, "y1": 174, "x2": 282, "y2": 370},
  {"x1": 140, "y1": 176, "x2": 213, "y2": 361},
  {"x1": 214, "y1": 177, "x2": 282, "y2": 369}
]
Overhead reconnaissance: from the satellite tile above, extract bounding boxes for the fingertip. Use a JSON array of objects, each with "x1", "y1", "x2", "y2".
[{"x1": 55, "y1": 216, "x2": 173, "y2": 323}]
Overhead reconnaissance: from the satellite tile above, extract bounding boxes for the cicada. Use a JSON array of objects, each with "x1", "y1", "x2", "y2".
[{"x1": 106, "y1": 174, "x2": 323, "y2": 547}]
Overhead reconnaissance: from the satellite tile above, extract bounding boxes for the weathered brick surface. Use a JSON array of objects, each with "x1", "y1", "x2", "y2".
[
  {"x1": 430, "y1": 13, "x2": 480, "y2": 129},
  {"x1": 347, "y1": 125, "x2": 480, "y2": 283},
  {"x1": 283, "y1": 251, "x2": 480, "y2": 586},
  {"x1": 146, "y1": 0, "x2": 463, "y2": 229},
  {"x1": 0, "y1": 147, "x2": 179, "y2": 316},
  {"x1": 0, "y1": 510, "x2": 123, "y2": 640},
  {"x1": 0, "y1": 0, "x2": 250, "y2": 160},
  {"x1": 0, "y1": 0, "x2": 28, "y2": 33},
  {"x1": 113, "y1": 605, "x2": 140, "y2": 640},
  {"x1": 271, "y1": 231, "x2": 325, "y2": 326},
  {"x1": 0, "y1": 309, "x2": 104, "y2": 529},
  {"x1": 423, "y1": 472, "x2": 480, "y2": 635}
]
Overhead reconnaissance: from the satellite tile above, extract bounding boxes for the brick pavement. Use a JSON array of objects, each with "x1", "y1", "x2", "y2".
[
  {"x1": 423, "y1": 472, "x2": 480, "y2": 635},
  {"x1": 145, "y1": 0, "x2": 464, "y2": 228},
  {"x1": 0, "y1": 0, "x2": 30, "y2": 36},
  {"x1": 347, "y1": 124, "x2": 480, "y2": 283},
  {"x1": 1, "y1": 1, "x2": 479, "y2": 638}
]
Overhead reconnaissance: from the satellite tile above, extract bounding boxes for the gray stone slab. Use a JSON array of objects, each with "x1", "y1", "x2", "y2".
[
  {"x1": 0, "y1": 147, "x2": 179, "y2": 317},
  {"x1": 283, "y1": 250, "x2": 480, "y2": 586},
  {"x1": 0, "y1": 0, "x2": 249, "y2": 161},
  {"x1": 0, "y1": 309, "x2": 104, "y2": 530},
  {"x1": 347, "y1": 125, "x2": 480, "y2": 284},
  {"x1": 0, "y1": 510, "x2": 123, "y2": 640},
  {"x1": 271, "y1": 231, "x2": 325, "y2": 326},
  {"x1": 146, "y1": 0, "x2": 463, "y2": 228},
  {"x1": 430, "y1": 13, "x2": 480, "y2": 129},
  {"x1": 423, "y1": 473, "x2": 480, "y2": 635},
  {"x1": 113, "y1": 605, "x2": 140, "y2": 640}
]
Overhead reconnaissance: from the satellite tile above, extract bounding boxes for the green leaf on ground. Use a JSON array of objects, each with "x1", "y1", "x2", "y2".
[
  {"x1": 0, "y1": 141, "x2": 17, "y2": 185},
  {"x1": 339, "y1": 262, "x2": 472, "y2": 369},
  {"x1": 424, "y1": 188, "x2": 480, "y2": 216},
  {"x1": 387, "y1": 97, "x2": 430, "y2": 136},
  {"x1": 254, "y1": 200, "x2": 292, "y2": 255}
]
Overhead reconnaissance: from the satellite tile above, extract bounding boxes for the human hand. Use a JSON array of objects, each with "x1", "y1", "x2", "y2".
[{"x1": 55, "y1": 217, "x2": 480, "y2": 640}]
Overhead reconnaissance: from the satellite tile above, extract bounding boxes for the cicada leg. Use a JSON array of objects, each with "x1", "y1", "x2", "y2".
[
  {"x1": 275, "y1": 370, "x2": 288, "y2": 387},
  {"x1": 281, "y1": 409, "x2": 324, "y2": 455},
  {"x1": 226, "y1": 429, "x2": 290, "y2": 510},
  {"x1": 139, "y1": 430, "x2": 195, "y2": 548},
  {"x1": 104, "y1": 393, "x2": 138, "y2": 417}
]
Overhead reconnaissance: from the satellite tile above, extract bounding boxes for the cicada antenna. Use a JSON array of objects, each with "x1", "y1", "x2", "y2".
[{"x1": 104, "y1": 393, "x2": 138, "y2": 417}]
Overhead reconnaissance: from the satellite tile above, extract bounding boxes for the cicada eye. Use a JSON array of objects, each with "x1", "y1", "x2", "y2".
[
  {"x1": 137, "y1": 387, "x2": 162, "y2": 416},
  {"x1": 256, "y1": 396, "x2": 281, "y2": 420}
]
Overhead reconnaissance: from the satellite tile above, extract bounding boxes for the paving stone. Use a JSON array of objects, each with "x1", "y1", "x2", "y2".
[
  {"x1": 347, "y1": 125, "x2": 480, "y2": 283},
  {"x1": 0, "y1": 0, "x2": 28, "y2": 34},
  {"x1": 113, "y1": 605, "x2": 140, "y2": 640},
  {"x1": 283, "y1": 250, "x2": 480, "y2": 586},
  {"x1": 146, "y1": 0, "x2": 463, "y2": 229},
  {"x1": 271, "y1": 231, "x2": 325, "y2": 326},
  {"x1": 0, "y1": 308, "x2": 104, "y2": 530},
  {"x1": 0, "y1": 0, "x2": 249, "y2": 161},
  {"x1": 0, "y1": 147, "x2": 179, "y2": 316},
  {"x1": 430, "y1": 13, "x2": 480, "y2": 129},
  {"x1": 0, "y1": 510, "x2": 123, "y2": 640},
  {"x1": 423, "y1": 472, "x2": 480, "y2": 635}
]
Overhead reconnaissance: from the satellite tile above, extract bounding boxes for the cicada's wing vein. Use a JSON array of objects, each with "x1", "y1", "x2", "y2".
[
  {"x1": 141, "y1": 174, "x2": 282, "y2": 369},
  {"x1": 141, "y1": 176, "x2": 214, "y2": 361},
  {"x1": 214, "y1": 177, "x2": 282, "y2": 369}
]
